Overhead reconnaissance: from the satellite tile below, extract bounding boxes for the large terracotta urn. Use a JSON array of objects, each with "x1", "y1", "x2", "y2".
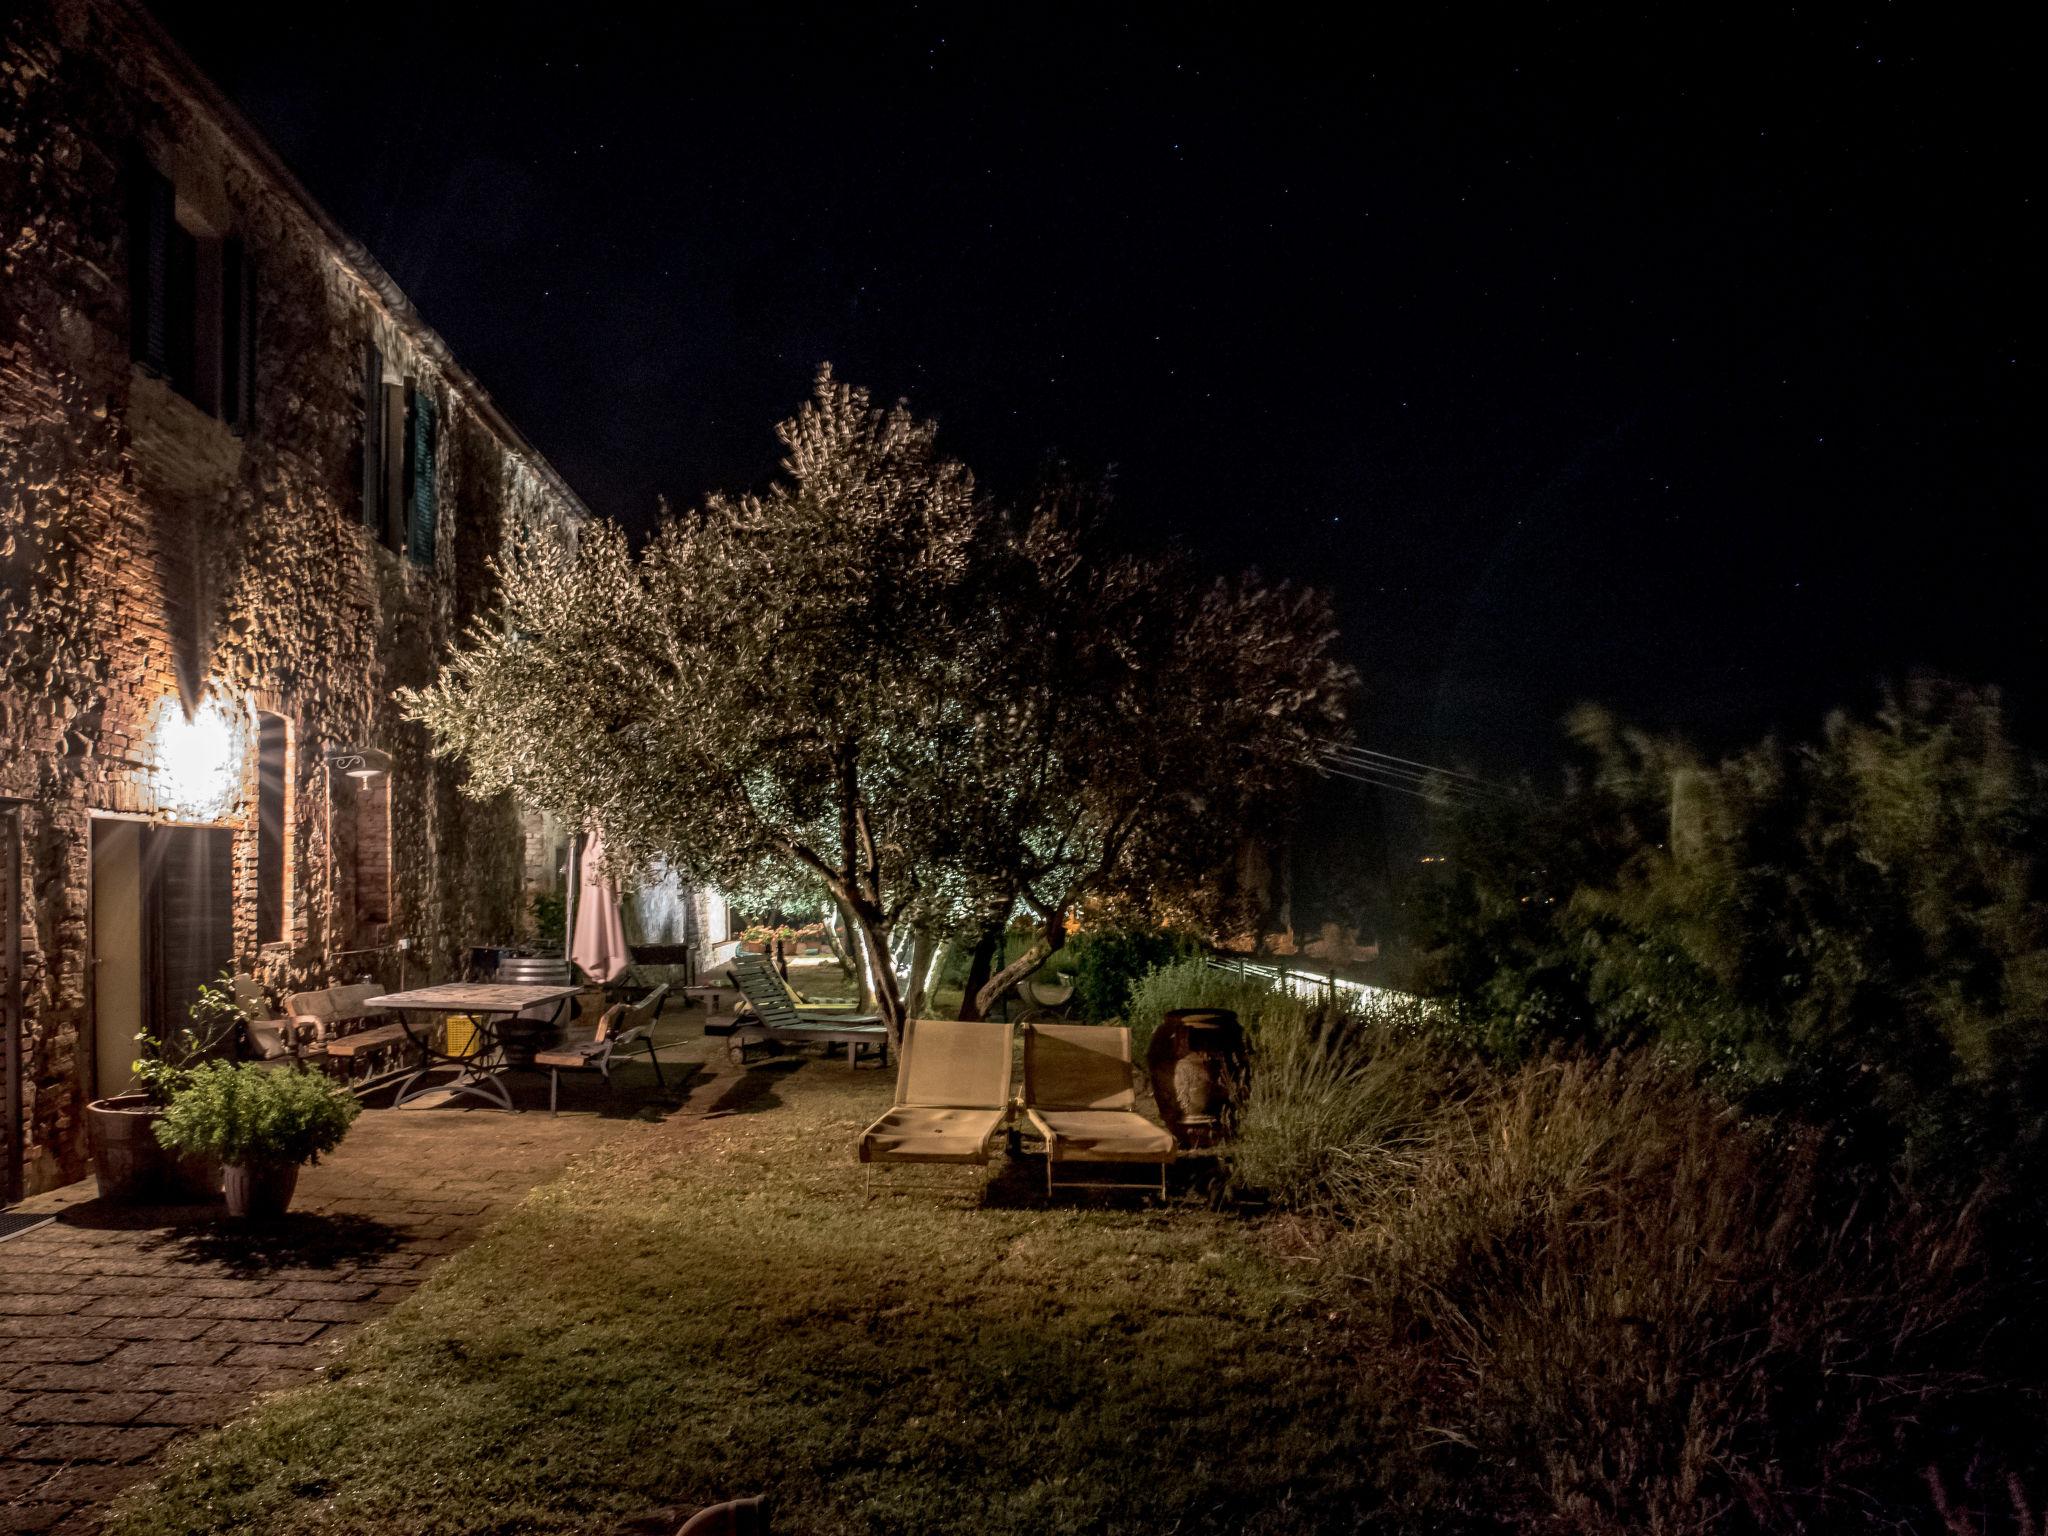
[
  {"x1": 86, "y1": 1095, "x2": 220, "y2": 1204},
  {"x1": 1146, "y1": 1009, "x2": 1250, "y2": 1148}
]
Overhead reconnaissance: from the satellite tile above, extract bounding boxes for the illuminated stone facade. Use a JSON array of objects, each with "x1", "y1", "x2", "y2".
[{"x1": 1, "y1": 0, "x2": 586, "y2": 1195}]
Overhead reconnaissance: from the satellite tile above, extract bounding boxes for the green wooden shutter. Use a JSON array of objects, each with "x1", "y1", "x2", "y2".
[
  {"x1": 406, "y1": 387, "x2": 439, "y2": 565},
  {"x1": 360, "y1": 344, "x2": 383, "y2": 530},
  {"x1": 222, "y1": 237, "x2": 255, "y2": 433},
  {"x1": 127, "y1": 156, "x2": 173, "y2": 374}
]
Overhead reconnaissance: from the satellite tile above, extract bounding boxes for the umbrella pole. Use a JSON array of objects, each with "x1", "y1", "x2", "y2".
[{"x1": 564, "y1": 831, "x2": 581, "y2": 968}]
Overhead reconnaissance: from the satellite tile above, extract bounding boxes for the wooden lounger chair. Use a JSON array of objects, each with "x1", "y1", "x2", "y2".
[
  {"x1": 857, "y1": 1019, "x2": 1014, "y2": 1195},
  {"x1": 726, "y1": 956, "x2": 887, "y2": 1068},
  {"x1": 734, "y1": 951, "x2": 858, "y2": 1012},
  {"x1": 1022, "y1": 1023, "x2": 1175, "y2": 1198}
]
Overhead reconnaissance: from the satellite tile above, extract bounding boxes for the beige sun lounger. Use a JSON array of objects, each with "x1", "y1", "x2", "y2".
[
  {"x1": 857, "y1": 1019, "x2": 1014, "y2": 1192},
  {"x1": 1023, "y1": 1023, "x2": 1175, "y2": 1197}
]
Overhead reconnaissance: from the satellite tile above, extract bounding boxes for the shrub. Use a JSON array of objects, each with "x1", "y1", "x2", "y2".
[
  {"x1": 1066, "y1": 924, "x2": 1201, "y2": 1023},
  {"x1": 154, "y1": 1061, "x2": 360, "y2": 1167},
  {"x1": 1408, "y1": 682, "x2": 2048, "y2": 1195},
  {"x1": 1222, "y1": 981, "x2": 1458, "y2": 1213},
  {"x1": 133, "y1": 968, "x2": 244, "y2": 1105},
  {"x1": 1336, "y1": 1054, "x2": 2020, "y2": 1534},
  {"x1": 1123, "y1": 956, "x2": 1312, "y2": 1062}
]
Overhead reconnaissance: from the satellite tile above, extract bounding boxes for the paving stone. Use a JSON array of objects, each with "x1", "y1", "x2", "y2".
[
  {"x1": 287, "y1": 1300, "x2": 386, "y2": 1325},
  {"x1": 177, "y1": 1278, "x2": 281, "y2": 1300},
  {"x1": 6, "y1": 1364, "x2": 149, "y2": 1394},
  {"x1": 128, "y1": 1365, "x2": 279, "y2": 1396},
  {"x1": 0, "y1": 1501, "x2": 71, "y2": 1533},
  {"x1": 131, "y1": 1392, "x2": 249, "y2": 1426},
  {"x1": 9, "y1": 1423, "x2": 178, "y2": 1462},
  {"x1": 0, "y1": 1461, "x2": 52, "y2": 1499},
  {"x1": 100, "y1": 1340, "x2": 237, "y2": 1368},
  {"x1": 181, "y1": 1296, "x2": 301, "y2": 1320},
  {"x1": 222, "y1": 1343, "x2": 338, "y2": 1368},
  {"x1": 0, "y1": 1340, "x2": 120, "y2": 1366},
  {"x1": 8, "y1": 1392, "x2": 159, "y2": 1427},
  {"x1": 0, "y1": 1317, "x2": 103, "y2": 1340},
  {"x1": 77, "y1": 1295, "x2": 193, "y2": 1319},
  {"x1": 85, "y1": 1317, "x2": 215, "y2": 1342},
  {"x1": 201, "y1": 1318, "x2": 328, "y2": 1344},
  {"x1": 29, "y1": 1459, "x2": 156, "y2": 1503},
  {"x1": 0, "y1": 1296, "x2": 79, "y2": 1317},
  {"x1": 269, "y1": 1280, "x2": 375, "y2": 1302}
]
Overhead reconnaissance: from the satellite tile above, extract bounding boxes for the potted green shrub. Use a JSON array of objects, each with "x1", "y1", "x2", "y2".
[
  {"x1": 153, "y1": 1060, "x2": 361, "y2": 1219},
  {"x1": 85, "y1": 970, "x2": 243, "y2": 1203}
]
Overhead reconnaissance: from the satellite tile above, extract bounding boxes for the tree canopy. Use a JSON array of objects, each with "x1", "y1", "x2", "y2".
[{"x1": 408, "y1": 367, "x2": 1354, "y2": 1041}]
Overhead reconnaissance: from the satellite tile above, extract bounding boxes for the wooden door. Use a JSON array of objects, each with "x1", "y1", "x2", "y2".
[{"x1": 144, "y1": 826, "x2": 234, "y2": 1048}]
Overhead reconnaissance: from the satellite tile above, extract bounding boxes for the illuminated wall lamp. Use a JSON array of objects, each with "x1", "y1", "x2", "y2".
[{"x1": 323, "y1": 747, "x2": 392, "y2": 782}]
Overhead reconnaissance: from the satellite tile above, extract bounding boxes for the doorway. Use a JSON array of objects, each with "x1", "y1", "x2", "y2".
[{"x1": 91, "y1": 821, "x2": 233, "y2": 1099}]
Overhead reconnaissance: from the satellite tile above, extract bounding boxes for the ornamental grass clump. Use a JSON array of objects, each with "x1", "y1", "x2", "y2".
[
  {"x1": 1229, "y1": 990, "x2": 1461, "y2": 1214},
  {"x1": 1341, "y1": 1053, "x2": 2009, "y2": 1534},
  {"x1": 154, "y1": 1061, "x2": 360, "y2": 1168}
]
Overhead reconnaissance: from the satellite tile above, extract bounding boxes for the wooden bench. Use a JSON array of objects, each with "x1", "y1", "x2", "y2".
[{"x1": 286, "y1": 982, "x2": 415, "y2": 1086}]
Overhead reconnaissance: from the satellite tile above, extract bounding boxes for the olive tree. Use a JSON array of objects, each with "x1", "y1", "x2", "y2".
[
  {"x1": 408, "y1": 368, "x2": 1356, "y2": 1042},
  {"x1": 409, "y1": 367, "x2": 990, "y2": 1042}
]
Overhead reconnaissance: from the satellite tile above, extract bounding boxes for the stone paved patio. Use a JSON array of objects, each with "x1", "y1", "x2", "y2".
[{"x1": 1, "y1": 1001, "x2": 739, "y2": 1533}]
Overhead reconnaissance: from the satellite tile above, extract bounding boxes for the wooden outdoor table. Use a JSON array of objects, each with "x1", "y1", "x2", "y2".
[{"x1": 369, "y1": 983, "x2": 580, "y2": 1110}]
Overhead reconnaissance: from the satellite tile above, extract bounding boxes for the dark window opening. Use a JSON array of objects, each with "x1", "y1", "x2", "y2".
[
  {"x1": 357, "y1": 350, "x2": 437, "y2": 562},
  {"x1": 127, "y1": 152, "x2": 255, "y2": 432},
  {"x1": 255, "y1": 714, "x2": 287, "y2": 946}
]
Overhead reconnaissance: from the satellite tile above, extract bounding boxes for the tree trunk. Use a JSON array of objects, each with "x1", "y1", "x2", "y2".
[
  {"x1": 903, "y1": 928, "x2": 942, "y2": 1020},
  {"x1": 955, "y1": 925, "x2": 1003, "y2": 1021},
  {"x1": 851, "y1": 913, "x2": 906, "y2": 1047},
  {"x1": 827, "y1": 894, "x2": 874, "y2": 1012},
  {"x1": 976, "y1": 914, "x2": 1066, "y2": 1021}
]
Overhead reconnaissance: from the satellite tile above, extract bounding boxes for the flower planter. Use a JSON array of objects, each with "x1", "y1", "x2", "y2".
[
  {"x1": 86, "y1": 1095, "x2": 220, "y2": 1204},
  {"x1": 1146, "y1": 1009, "x2": 1250, "y2": 1148},
  {"x1": 222, "y1": 1160, "x2": 300, "y2": 1220}
]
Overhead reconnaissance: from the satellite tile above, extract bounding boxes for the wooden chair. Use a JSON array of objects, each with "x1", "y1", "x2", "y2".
[
  {"x1": 1022, "y1": 1023, "x2": 1175, "y2": 1198},
  {"x1": 535, "y1": 983, "x2": 670, "y2": 1113},
  {"x1": 857, "y1": 1019, "x2": 1014, "y2": 1195}
]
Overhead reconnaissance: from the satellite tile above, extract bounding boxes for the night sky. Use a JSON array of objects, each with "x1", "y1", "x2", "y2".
[{"x1": 154, "y1": 3, "x2": 2036, "y2": 777}]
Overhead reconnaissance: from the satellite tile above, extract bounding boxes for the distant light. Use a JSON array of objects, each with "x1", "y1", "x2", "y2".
[{"x1": 150, "y1": 695, "x2": 243, "y2": 821}]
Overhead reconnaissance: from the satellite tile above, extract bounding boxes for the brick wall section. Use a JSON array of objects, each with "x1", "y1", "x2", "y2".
[{"x1": 1, "y1": 0, "x2": 587, "y2": 1195}]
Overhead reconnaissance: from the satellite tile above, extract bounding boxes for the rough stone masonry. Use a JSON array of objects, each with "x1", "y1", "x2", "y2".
[{"x1": 1, "y1": 0, "x2": 588, "y2": 1197}]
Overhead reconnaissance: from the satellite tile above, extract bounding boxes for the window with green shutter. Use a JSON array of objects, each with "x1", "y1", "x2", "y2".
[
  {"x1": 405, "y1": 386, "x2": 439, "y2": 565},
  {"x1": 360, "y1": 343, "x2": 384, "y2": 532}
]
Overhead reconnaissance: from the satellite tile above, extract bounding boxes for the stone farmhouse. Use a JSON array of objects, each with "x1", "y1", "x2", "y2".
[{"x1": 1, "y1": 0, "x2": 592, "y2": 1198}]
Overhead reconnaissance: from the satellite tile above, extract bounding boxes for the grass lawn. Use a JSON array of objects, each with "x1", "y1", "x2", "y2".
[{"x1": 108, "y1": 1053, "x2": 1386, "y2": 1535}]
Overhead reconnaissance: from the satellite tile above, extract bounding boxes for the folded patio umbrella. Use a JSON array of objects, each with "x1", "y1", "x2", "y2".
[{"x1": 570, "y1": 825, "x2": 631, "y2": 984}]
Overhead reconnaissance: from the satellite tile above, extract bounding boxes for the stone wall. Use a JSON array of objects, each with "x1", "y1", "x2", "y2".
[{"x1": 1, "y1": 0, "x2": 586, "y2": 1195}]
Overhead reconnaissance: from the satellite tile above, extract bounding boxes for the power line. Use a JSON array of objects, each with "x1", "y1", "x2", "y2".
[{"x1": 1317, "y1": 741, "x2": 1509, "y2": 792}]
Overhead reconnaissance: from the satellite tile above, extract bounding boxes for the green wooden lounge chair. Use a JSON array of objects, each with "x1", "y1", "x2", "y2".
[{"x1": 726, "y1": 955, "x2": 888, "y2": 1068}]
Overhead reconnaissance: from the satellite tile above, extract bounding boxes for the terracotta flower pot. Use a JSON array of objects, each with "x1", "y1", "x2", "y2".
[
  {"x1": 86, "y1": 1095, "x2": 220, "y2": 1204},
  {"x1": 1146, "y1": 1009, "x2": 1250, "y2": 1148},
  {"x1": 221, "y1": 1160, "x2": 300, "y2": 1221}
]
